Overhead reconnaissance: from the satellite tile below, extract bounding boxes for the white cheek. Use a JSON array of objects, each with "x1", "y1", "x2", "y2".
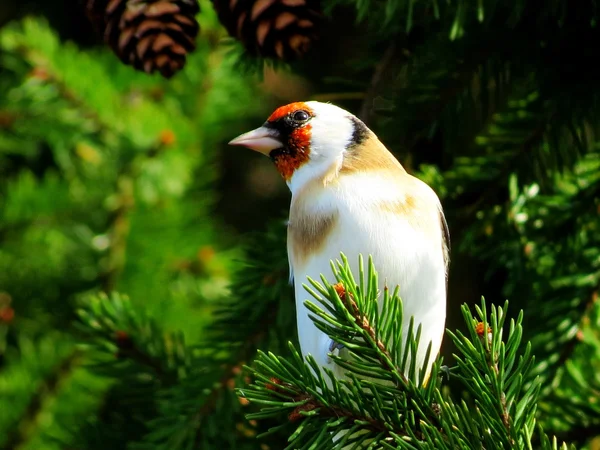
[
  {"x1": 309, "y1": 112, "x2": 354, "y2": 158},
  {"x1": 288, "y1": 102, "x2": 355, "y2": 194}
]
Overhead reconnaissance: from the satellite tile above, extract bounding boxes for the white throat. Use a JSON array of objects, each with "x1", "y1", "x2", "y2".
[
  {"x1": 287, "y1": 154, "x2": 343, "y2": 194},
  {"x1": 287, "y1": 101, "x2": 356, "y2": 195}
]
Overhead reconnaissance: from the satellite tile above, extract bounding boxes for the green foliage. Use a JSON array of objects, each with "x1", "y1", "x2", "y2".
[
  {"x1": 0, "y1": 12, "x2": 270, "y2": 449},
  {"x1": 76, "y1": 292, "x2": 194, "y2": 383},
  {"x1": 1, "y1": 0, "x2": 600, "y2": 447},
  {"x1": 352, "y1": 1, "x2": 600, "y2": 445},
  {"x1": 0, "y1": 333, "x2": 107, "y2": 450},
  {"x1": 69, "y1": 281, "x2": 291, "y2": 450},
  {"x1": 0, "y1": 17, "x2": 230, "y2": 331},
  {"x1": 324, "y1": 0, "x2": 597, "y2": 40},
  {"x1": 0, "y1": 334, "x2": 75, "y2": 448},
  {"x1": 239, "y1": 256, "x2": 566, "y2": 449},
  {"x1": 71, "y1": 292, "x2": 199, "y2": 448},
  {"x1": 205, "y1": 220, "x2": 295, "y2": 361},
  {"x1": 539, "y1": 300, "x2": 600, "y2": 444}
]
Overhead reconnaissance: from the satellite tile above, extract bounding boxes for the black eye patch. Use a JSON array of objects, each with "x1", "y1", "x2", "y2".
[{"x1": 263, "y1": 109, "x2": 312, "y2": 139}]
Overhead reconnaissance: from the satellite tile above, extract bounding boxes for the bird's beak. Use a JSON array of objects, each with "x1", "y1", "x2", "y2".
[{"x1": 228, "y1": 126, "x2": 282, "y2": 155}]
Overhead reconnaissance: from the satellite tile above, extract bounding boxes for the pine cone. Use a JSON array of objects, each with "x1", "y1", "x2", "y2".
[
  {"x1": 211, "y1": 0, "x2": 321, "y2": 61},
  {"x1": 85, "y1": 0, "x2": 200, "y2": 78}
]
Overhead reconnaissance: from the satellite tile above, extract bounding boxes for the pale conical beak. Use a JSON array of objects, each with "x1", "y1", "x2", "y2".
[{"x1": 228, "y1": 126, "x2": 282, "y2": 155}]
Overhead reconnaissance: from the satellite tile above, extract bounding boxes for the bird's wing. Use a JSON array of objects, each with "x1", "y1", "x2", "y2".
[
  {"x1": 440, "y1": 208, "x2": 450, "y2": 289},
  {"x1": 286, "y1": 221, "x2": 294, "y2": 284}
]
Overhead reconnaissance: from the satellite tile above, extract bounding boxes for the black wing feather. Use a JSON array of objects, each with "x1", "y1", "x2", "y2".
[{"x1": 440, "y1": 209, "x2": 450, "y2": 289}]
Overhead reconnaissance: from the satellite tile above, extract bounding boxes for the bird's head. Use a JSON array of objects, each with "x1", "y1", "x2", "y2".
[{"x1": 229, "y1": 101, "x2": 375, "y2": 192}]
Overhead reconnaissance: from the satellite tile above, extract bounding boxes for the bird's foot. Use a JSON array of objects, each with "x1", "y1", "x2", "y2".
[
  {"x1": 440, "y1": 365, "x2": 452, "y2": 380},
  {"x1": 327, "y1": 339, "x2": 345, "y2": 363},
  {"x1": 329, "y1": 340, "x2": 345, "y2": 352}
]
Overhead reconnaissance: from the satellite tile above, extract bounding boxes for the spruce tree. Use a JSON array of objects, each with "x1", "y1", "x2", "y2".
[{"x1": 1, "y1": 0, "x2": 599, "y2": 449}]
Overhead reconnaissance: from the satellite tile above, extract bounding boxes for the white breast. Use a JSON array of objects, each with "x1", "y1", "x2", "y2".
[{"x1": 289, "y1": 173, "x2": 447, "y2": 383}]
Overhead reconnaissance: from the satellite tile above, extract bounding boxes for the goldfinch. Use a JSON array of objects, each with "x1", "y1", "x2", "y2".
[{"x1": 230, "y1": 101, "x2": 449, "y2": 384}]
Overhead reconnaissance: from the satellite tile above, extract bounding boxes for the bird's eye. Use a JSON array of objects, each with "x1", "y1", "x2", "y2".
[{"x1": 292, "y1": 110, "x2": 310, "y2": 122}]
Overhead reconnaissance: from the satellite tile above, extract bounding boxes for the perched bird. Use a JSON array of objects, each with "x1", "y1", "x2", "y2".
[{"x1": 229, "y1": 101, "x2": 449, "y2": 384}]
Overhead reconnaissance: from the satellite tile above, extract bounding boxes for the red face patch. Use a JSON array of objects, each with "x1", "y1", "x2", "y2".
[
  {"x1": 266, "y1": 102, "x2": 315, "y2": 181},
  {"x1": 267, "y1": 102, "x2": 313, "y2": 123},
  {"x1": 272, "y1": 124, "x2": 312, "y2": 180}
]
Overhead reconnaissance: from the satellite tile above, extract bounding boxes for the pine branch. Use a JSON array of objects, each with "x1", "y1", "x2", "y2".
[
  {"x1": 536, "y1": 298, "x2": 600, "y2": 446},
  {"x1": 325, "y1": 0, "x2": 597, "y2": 39},
  {"x1": 114, "y1": 223, "x2": 295, "y2": 450},
  {"x1": 377, "y1": 21, "x2": 599, "y2": 184},
  {"x1": 332, "y1": 282, "x2": 409, "y2": 386},
  {"x1": 464, "y1": 147, "x2": 600, "y2": 390},
  {"x1": 0, "y1": 334, "x2": 78, "y2": 449},
  {"x1": 239, "y1": 255, "x2": 559, "y2": 449},
  {"x1": 75, "y1": 292, "x2": 194, "y2": 385},
  {"x1": 73, "y1": 292, "x2": 221, "y2": 448},
  {"x1": 0, "y1": 17, "x2": 206, "y2": 298},
  {"x1": 0, "y1": 17, "x2": 197, "y2": 149},
  {"x1": 459, "y1": 96, "x2": 560, "y2": 218},
  {"x1": 358, "y1": 41, "x2": 399, "y2": 126},
  {"x1": 553, "y1": 425, "x2": 600, "y2": 449},
  {"x1": 553, "y1": 287, "x2": 599, "y2": 371},
  {"x1": 202, "y1": 221, "x2": 294, "y2": 364},
  {"x1": 371, "y1": 30, "x2": 512, "y2": 160},
  {"x1": 223, "y1": 39, "x2": 291, "y2": 78},
  {"x1": 188, "y1": 222, "x2": 295, "y2": 441},
  {"x1": 3, "y1": 351, "x2": 80, "y2": 450}
]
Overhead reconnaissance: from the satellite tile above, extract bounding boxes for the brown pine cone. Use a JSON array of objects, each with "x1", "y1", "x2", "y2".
[
  {"x1": 85, "y1": 0, "x2": 200, "y2": 78},
  {"x1": 211, "y1": 0, "x2": 321, "y2": 61}
]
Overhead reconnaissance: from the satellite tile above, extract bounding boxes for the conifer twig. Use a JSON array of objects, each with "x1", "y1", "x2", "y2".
[
  {"x1": 333, "y1": 282, "x2": 408, "y2": 386},
  {"x1": 555, "y1": 287, "x2": 599, "y2": 372},
  {"x1": 102, "y1": 178, "x2": 134, "y2": 293},
  {"x1": 480, "y1": 326, "x2": 513, "y2": 441},
  {"x1": 240, "y1": 260, "x2": 547, "y2": 449},
  {"x1": 193, "y1": 306, "x2": 282, "y2": 444},
  {"x1": 115, "y1": 336, "x2": 168, "y2": 380},
  {"x1": 286, "y1": 394, "x2": 391, "y2": 434},
  {"x1": 76, "y1": 293, "x2": 192, "y2": 382},
  {"x1": 2, "y1": 351, "x2": 81, "y2": 450},
  {"x1": 463, "y1": 107, "x2": 557, "y2": 218},
  {"x1": 359, "y1": 41, "x2": 398, "y2": 125}
]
